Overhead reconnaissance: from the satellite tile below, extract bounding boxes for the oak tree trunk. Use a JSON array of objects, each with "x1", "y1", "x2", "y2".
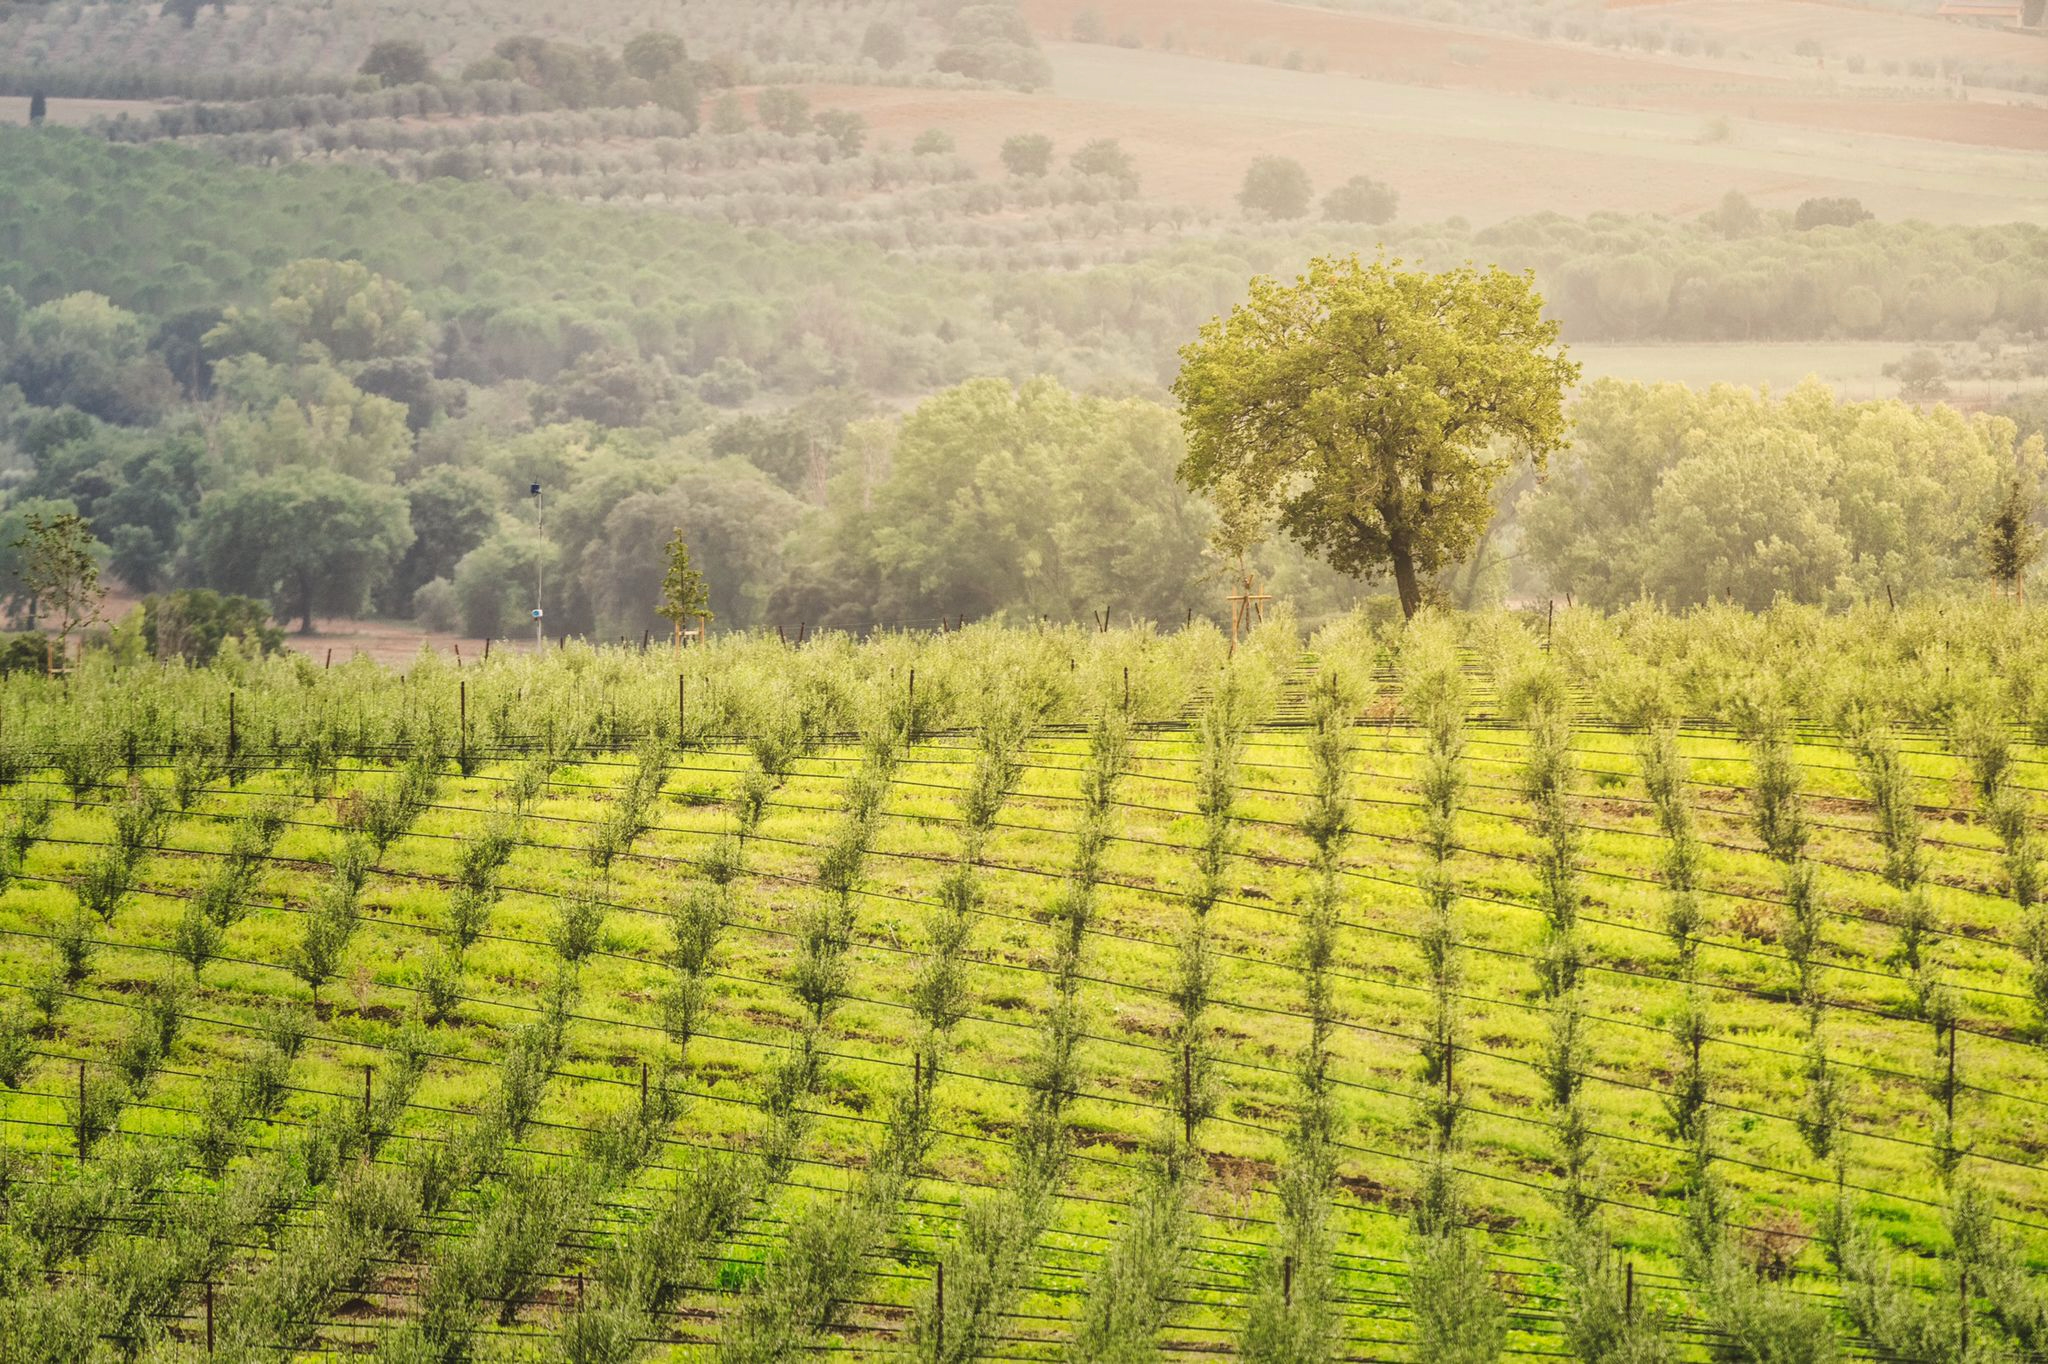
[{"x1": 1388, "y1": 527, "x2": 1422, "y2": 619}]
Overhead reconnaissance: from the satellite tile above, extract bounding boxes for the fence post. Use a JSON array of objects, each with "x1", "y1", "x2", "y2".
[
  {"x1": 1282, "y1": 1254, "x2": 1293, "y2": 1307},
  {"x1": 1947, "y1": 1020, "x2": 1958, "y2": 1127},
  {"x1": 363, "y1": 1064, "x2": 373, "y2": 1129},
  {"x1": 458, "y1": 681, "x2": 468, "y2": 769},
  {"x1": 678, "y1": 675, "x2": 686, "y2": 745},
  {"x1": 640, "y1": 1061, "x2": 649, "y2": 1112},
  {"x1": 206, "y1": 1279, "x2": 215, "y2": 1352},
  {"x1": 77, "y1": 1060, "x2": 87, "y2": 1160},
  {"x1": 1625, "y1": 1260, "x2": 1635, "y2": 1318},
  {"x1": 935, "y1": 1262, "x2": 945, "y2": 1354}
]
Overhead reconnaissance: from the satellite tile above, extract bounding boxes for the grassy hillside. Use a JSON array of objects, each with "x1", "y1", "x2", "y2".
[{"x1": 1, "y1": 606, "x2": 2044, "y2": 1360}]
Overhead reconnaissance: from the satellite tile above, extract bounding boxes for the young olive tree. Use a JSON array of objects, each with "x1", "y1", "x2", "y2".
[
  {"x1": 1983, "y1": 474, "x2": 2042, "y2": 602},
  {"x1": 1173, "y1": 256, "x2": 1577, "y2": 617},
  {"x1": 11, "y1": 511, "x2": 106, "y2": 666},
  {"x1": 656, "y1": 527, "x2": 712, "y2": 649}
]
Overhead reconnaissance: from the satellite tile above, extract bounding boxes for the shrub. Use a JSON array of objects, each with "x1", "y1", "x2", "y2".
[
  {"x1": 1794, "y1": 196, "x2": 1872, "y2": 230},
  {"x1": 999, "y1": 133, "x2": 1053, "y2": 177},
  {"x1": 1237, "y1": 155, "x2": 1313, "y2": 220},
  {"x1": 1322, "y1": 175, "x2": 1398, "y2": 224},
  {"x1": 410, "y1": 577, "x2": 460, "y2": 631},
  {"x1": 361, "y1": 40, "x2": 432, "y2": 88}
]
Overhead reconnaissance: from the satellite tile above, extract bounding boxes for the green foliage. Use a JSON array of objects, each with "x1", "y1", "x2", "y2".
[
  {"x1": 1748, "y1": 731, "x2": 1809, "y2": 864},
  {"x1": 1561, "y1": 1229, "x2": 1672, "y2": 1364},
  {"x1": 1175, "y1": 255, "x2": 1576, "y2": 616},
  {"x1": 1408, "y1": 1228, "x2": 1508, "y2": 1364},
  {"x1": 1064, "y1": 1174, "x2": 1188, "y2": 1364},
  {"x1": 8, "y1": 509, "x2": 105, "y2": 649},
  {"x1": 1794, "y1": 196, "x2": 1872, "y2": 231},
  {"x1": 1321, "y1": 174, "x2": 1398, "y2": 224},
  {"x1": 1982, "y1": 474, "x2": 2043, "y2": 594},
  {"x1": 999, "y1": 132, "x2": 1053, "y2": 176},
  {"x1": 141, "y1": 590, "x2": 283, "y2": 664},
  {"x1": 786, "y1": 379, "x2": 1212, "y2": 629},
  {"x1": 360, "y1": 39, "x2": 432, "y2": 88},
  {"x1": 0, "y1": 293, "x2": 174, "y2": 425},
  {"x1": 186, "y1": 470, "x2": 414, "y2": 633},
  {"x1": 1238, "y1": 155, "x2": 1313, "y2": 221},
  {"x1": 1521, "y1": 380, "x2": 2045, "y2": 609},
  {"x1": 656, "y1": 529, "x2": 712, "y2": 643}
]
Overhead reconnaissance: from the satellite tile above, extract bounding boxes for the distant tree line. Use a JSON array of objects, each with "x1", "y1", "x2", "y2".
[
  {"x1": 4, "y1": 240, "x2": 2037, "y2": 643},
  {"x1": 1518, "y1": 379, "x2": 2047, "y2": 609}
]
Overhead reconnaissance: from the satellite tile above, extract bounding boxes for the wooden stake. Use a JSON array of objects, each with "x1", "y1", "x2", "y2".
[
  {"x1": 1960, "y1": 1268, "x2": 1971, "y2": 1353},
  {"x1": 1946, "y1": 1020, "x2": 1957, "y2": 1127},
  {"x1": 483, "y1": 638, "x2": 491, "y2": 661},
  {"x1": 77, "y1": 1060, "x2": 87, "y2": 1160},
  {"x1": 935, "y1": 1262, "x2": 945, "y2": 1352},
  {"x1": 226, "y1": 692, "x2": 237, "y2": 765},
  {"x1": 458, "y1": 681, "x2": 468, "y2": 767},
  {"x1": 1122, "y1": 667, "x2": 1129, "y2": 714},
  {"x1": 1282, "y1": 1254, "x2": 1293, "y2": 1307},
  {"x1": 1625, "y1": 1261, "x2": 1635, "y2": 1318},
  {"x1": 363, "y1": 1064, "x2": 373, "y2": 1128},
  {"x1": 640, "y1": 1061, "x2": 649, "y2": 1111},
  {"x1": 206, "y1": 1279, "x2": 215, "y2": 1353},
  {"x1": 1182, "y1": 1045, "x2": 1194, "y2": 1145},
  {"x1": 678, "y1": 675, "x2": 687, "y2": 743},
  {"x1": 907, "y1": 668, "x2": 916, "y2": 730},
  {"x1": 325, "y1": 647, "x2": 333, "y2": 669}
]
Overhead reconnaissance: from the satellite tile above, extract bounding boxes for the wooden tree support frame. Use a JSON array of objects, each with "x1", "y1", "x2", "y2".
[{"x1": 1226, "y1": 570, "x2": 1272, "y2": 654}]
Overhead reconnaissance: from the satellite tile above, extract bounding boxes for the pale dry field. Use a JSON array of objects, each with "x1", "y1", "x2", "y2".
[
  {"x1": 0, "y1": 94, "x2": 168, "y2": 127},
  {"x1": 816, "y1": 40, "x2": 2048, "y2": 223}
]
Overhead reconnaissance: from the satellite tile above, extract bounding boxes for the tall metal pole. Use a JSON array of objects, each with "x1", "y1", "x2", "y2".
[{"x1": 531, "y1": 482, "x2": 545, "y2": 651}]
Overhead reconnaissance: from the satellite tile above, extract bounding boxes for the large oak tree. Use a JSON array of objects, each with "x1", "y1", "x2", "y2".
[
  {"x1": 189, "y1": 472, "x2": 412, "y2": 633},
  {"x1": 1173, "y1": 255, "x2": 1576, "y2": 617}
]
